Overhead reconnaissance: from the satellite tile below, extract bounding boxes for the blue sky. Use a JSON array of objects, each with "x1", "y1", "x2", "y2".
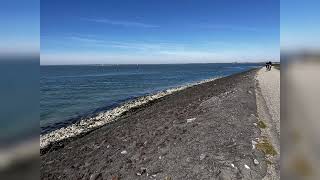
[
  {"x1": 281, "y1": 0, "x2": 320, "y2": 51},
  {"x1": 41, "y1": 0, "x2": 279, "y2": 65},
  {"x1": 0, "y1": 0, "x2": 39, "y2": 55}
]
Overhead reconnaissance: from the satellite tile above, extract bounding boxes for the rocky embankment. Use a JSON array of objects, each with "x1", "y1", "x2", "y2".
[{"x1": 41, "y1": 68, "x2": 273, "y2": 179}]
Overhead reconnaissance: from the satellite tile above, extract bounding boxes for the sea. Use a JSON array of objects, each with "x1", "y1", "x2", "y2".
[{"x1": 40, "y1": 63, "x2": 261, "y2": 134}]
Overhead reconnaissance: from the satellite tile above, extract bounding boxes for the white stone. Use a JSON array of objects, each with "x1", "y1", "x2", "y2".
[
  {"x1": 121, "y1": 150, "x2": 127, "y2": 154},
  {"x1": 187, "y1": 118, "x2": 196, "y2": 123},
  {"x1": 254, "y1": 159, "x2": 259, "y2": 165},
  {"x1": 200, "y1": 154, "x2": 206, "y2": 160},
  {"x1": 252, "y1": 140, "x2": 257, "y2": 149},
  {"x1": 244, "y1": 164, "x2": 250, "y2": 169}
]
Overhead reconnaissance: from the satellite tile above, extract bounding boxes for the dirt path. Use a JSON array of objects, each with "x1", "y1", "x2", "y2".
[{"x1": 255, "y1": 67, "x2": 280, "y2": 179}]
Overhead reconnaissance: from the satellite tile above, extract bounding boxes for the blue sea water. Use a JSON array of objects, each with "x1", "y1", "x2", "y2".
[{"x1": 40, "y1": 63, "x2": 261, "y2": 134}]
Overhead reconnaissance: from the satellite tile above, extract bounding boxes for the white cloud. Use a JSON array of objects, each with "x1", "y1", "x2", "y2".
[
  {"x1": 64, "y1": 35, "x2": 186, "y2": 51},
  {"x1": 200, "y1": 24, "x2": 259, "y2": 32},
  {"x1": 82, "y1": 18, "x2": 159, "y2": 28},
  {"x1": 41, "y1": 48, "x2": 277, "y2": 65},
  {"x1": 41, "y1": 35, "x2": 279, "y2": 64}
]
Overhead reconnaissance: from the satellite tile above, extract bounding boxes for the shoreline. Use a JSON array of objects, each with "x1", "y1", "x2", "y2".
[
  {"x1": 40, "y1": 76, "x2": 223, "y2": 149},
  {"x1": 40, "y1": 77, "x2": 223, "y2": 135},
  {"x1": 41, "y1": 67, "x2": 267, "y2": 179}
]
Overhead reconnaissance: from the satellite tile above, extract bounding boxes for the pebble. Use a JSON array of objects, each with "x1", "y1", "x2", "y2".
[
  {"x1": 136, "y1": 167, "x2": 147, "y2": 176},
  {"x1": 200, "y1": 154, "x2": 206, "y2": 160},
  {"x1": 251, "y1": 140, "x2": 257, "y2": 149},
  {"x1": 111, "y1": 176, "x2": 119, "y2": 180},
  {"x1": 89, "y1": 173, "x2": 101, "y2": 180},
  {"x1": 254, "y1": 159, "x2": 259, "y2": 165},
  {"x1": 187, "y1": 118, "x2": 196, "y2": 123},
  {"x1": 121, "y1": 150, "x2": 127, "y2": 154},
  {"x1": 244, "y1": 164, "x2": 251, "y2": 169},
  {"x1": 231, "y1": 163, "x2": 235, "y2": 168}
]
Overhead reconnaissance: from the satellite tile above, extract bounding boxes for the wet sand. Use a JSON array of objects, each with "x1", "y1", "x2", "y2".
[{"x1": 41, "y1": 68, "x2": 271, "y2": 179}]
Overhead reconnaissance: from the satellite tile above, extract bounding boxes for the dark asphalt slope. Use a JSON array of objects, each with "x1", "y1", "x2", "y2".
[{"x1": 41, "y1": 69, "x2": 267, "y2": 180}]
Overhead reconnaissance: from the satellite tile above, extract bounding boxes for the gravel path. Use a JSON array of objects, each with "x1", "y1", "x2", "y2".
[
  {"x1": 256, "y1": 67, "x2": 280, "y2": 137},
  {"x1": 255, "y1": 67, "x2": 280, "y2": 179}
]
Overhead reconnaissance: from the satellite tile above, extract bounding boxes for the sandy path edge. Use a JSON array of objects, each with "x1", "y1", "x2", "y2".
[{"x1": 255, "y1": 67, "x2": 280, "y2": 180}]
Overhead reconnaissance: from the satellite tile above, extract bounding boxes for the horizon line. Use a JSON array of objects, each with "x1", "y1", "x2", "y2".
[{"x1": 40, "y1": 62, "x2": 274, "y2": 66}]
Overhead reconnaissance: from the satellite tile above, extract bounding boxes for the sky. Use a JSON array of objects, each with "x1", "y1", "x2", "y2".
[
  {"x1": 281, "y1": 0, "x2": 320, "y2": 51},
  {"x1": 0, "y1": 0, "x2": 39, "y2": 56},
  {"x1": 41, "y1": 0, "x2": 279, "y2": 65}
]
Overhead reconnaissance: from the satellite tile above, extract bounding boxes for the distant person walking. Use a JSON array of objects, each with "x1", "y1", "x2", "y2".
[
  {"x1": 269, "y1": 61, "x2": 272, "y2": 70},
  {"x1": 266, "y1": 61, "x2": 272, "y2": 71}
]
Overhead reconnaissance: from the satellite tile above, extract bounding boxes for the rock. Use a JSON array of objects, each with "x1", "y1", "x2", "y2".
[
  {"x1": 121, "y1": 150, "x2": 127, "y2": 154},
  {"x1": 141, "y1": 167, "x2": 147, "y2": 174},
  {"x1": 254, "y1": 159, "x2": 259, "y2": 165},
  {"x1": 200, "y1": 154, "x2": 206, "y2": 160},
  {"x1": 251, "y1": 140, "x2": 257, "y2": 149},
  {"x1": 244, "y1": 164, "x2": 250, "y2": 169},
  {"x1": 187, "y1": 118, "x2": 196, "y2": 123},
  {"x1": 89, "y1": 173, "x2": 101, "y2": 180},
  {"x1": 231, "y1": 163, "x2": 235, "y2": 168},
  {"x1": 47, "y1": 160, "x2": 54, "y2": 164},
  {"x1": 111, "y1": 176, "x2": 119, "y2": 180},
  {"x1": 84, "y1": 162, "x2": 91, "y2": 168},
  {"x1": 136, "y1": 167, "x2": 147, "y2": 176}
]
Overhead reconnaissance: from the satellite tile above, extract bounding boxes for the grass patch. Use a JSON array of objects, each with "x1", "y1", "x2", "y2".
[
  {"x1": 257, "y1": 120, "x2": 267, "y2": 129},
  {"x1": 265, "y1": 159, "x2": 273, "y2": 165},
  {"x1": 256, "y1": 139, "x2": 277, "y2": 156}
]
